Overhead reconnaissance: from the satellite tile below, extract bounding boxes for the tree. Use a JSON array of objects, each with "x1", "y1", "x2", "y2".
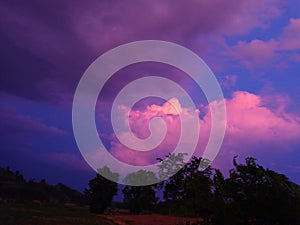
[
  {"x1": 0, "y1": 166, "x2": 85, "y2": 204},
  {"x1": 122, "y1": 170, "x2": 158, "y2": 214},
  {"x1": 85, "y1": 166, "x2": 119, "y2": 214},
  {"x1": 159, "y1": 154, "x2": 214, "y2": 218},
  {"x1": 183, "y1": 157, "x2": 214, "y2": 218},
  {"x1": 157, "y1": 153, "x2": 188, "y2": 202},
  {"x1": 212, "y1": 156, "x2": 300, "y2": 225}
]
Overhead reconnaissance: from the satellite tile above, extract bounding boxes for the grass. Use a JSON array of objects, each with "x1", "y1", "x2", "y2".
[
  {"x1": 105, "y1": 214, "x2": 203, "y2": 225},
  {"x1": 124, "y1": 219, "x2": 134, "y2": 225},
  {"x1": 0, "y1": 203, "x2": 117, "y2": 225}
]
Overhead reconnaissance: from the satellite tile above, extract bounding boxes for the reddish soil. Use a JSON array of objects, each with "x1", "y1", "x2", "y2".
[{"x1": 105, "y1": 214, "x2": 203, "y2": 225}]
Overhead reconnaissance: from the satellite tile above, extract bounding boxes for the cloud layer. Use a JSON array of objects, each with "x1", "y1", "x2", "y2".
[{"x1": 106, "y1": 91, "x2": 300, "y2": 169}]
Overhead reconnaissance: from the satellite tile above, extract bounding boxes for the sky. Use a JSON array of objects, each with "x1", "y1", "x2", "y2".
[{"x1": 1, "y1": 0, "x2": 300, "y2": 191}]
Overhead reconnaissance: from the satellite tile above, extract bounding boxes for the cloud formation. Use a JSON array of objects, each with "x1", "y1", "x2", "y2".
[
  {"x1": 226, "y1": 17, "x2": 300, "y2": 71},
  {"x1": 109, "y1": 98, "x2": 197, "y2": 166},
  {"x1": 225, "y1": 91, "x2": 300, "y2": 149},
  {"x1": 107, "y1": 91, "x2": 300, "y2": 169},
  {"x1": 0, "y1": 0, "x2": 285, "y2": 101}
]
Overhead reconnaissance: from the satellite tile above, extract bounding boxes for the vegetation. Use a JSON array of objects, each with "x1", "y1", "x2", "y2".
[
  {"x1": 0, "y1": 166, "x2": 85, "y2": 205},
  {"x1": 1, "y1": 154, "x2": 300, "y2": 225},
  {"x1": 211, "y1": 156, "x2": 300, "y2": 225},
  {"x1": 158, "y1": 156, "x2": 213, "y2": 218},
  {"x1": 122, "y1": 170, "x2": 158, "y2": 214},
  {"x1": 157, "y1": 155, "x2": 300, "y2": 225},
  {"x1": 84, "y1": 166, "x2": 119, "y2": 214},
  {"x1": 0, "y1": 203, "x2": 115, "y2": 225}
]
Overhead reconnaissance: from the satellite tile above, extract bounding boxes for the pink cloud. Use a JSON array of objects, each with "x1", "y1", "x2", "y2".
[
  {"x1": 227, "y1": 39, "x2": 279, "y2": 71},
  {"x1": 279, "y1": 18, "x2": 300, "y2": 50},
  {"x1": 259, "y1": 85, "x2": 292, "y2": 115},
  {"x1": 106, "y1": 91, "x2": 300, "y2": 169},
  {"x1": 109, "y1": 100, "x2": 190, "y2": 166},
  {"x1": 224, "y1": 91, "x2": 300, "y2": 148},
  {"x1": 219, "y1": 0, "x2": 283, "y2": 35},
  {"x1": 213, "y1": 91, "x2": 300, "y2": 172},
  {"x1": 224, "y1": 17, "x2": 300, "y2": 71}
]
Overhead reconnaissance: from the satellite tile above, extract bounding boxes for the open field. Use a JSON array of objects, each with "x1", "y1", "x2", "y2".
[
  {"x1": 105, "y1": 214, "x2": 203, "y2": 225},
  {"x1": 0, "y1": 204, "x2": 116, "y2": 225},
  {"x1": 0, "y1": 204, "x2": 203, "y2": 225}
]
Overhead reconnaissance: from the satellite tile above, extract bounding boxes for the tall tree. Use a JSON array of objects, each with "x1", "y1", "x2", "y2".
[
  {"x1": 85, "y1": 166, "x2": 119, "y2": 214},
  {"x1": 157, "y1": 153, "x2": 188, "y2": 202},
  {"x1": 159, "y1": 154, "x2": 214, "y2": 217},
  {"x1": 183, "y1": 157, "x2": 214, "y2": 218},
  {"x1": 122, "y1": 170, "x2": 158, "y2": 214},
  {"x1": 212, "y1": 156, "x2": 300, "y2": 225}
]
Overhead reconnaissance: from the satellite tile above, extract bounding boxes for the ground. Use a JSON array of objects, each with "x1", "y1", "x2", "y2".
[
  {"x1": 104, "y1": 214, "x2": 203, "y2": 225},
  {"x1": 0, "y1": 203, "x2": 114, "y2": 225},
  {"x1": 0, "y1": 204, "x2": 203, "y2": 225}
]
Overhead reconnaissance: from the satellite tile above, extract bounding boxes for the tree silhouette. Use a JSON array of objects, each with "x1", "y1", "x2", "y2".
[
  {"x1": 211, "y1": 156, "x2": 300, "y2": 225},
  {"x1": 85, "y1": 166, "x2": 119, "y2": 214},
  {"x1": 122, "y1": 170, "x2": 158, "y2": 214},
  {"x1": 159, "y1": 154, "x2": 214, "y2": 218},
  {"x1": 155, "y1": 154, "x2": 300, "y2": 224},
  {"x1": 183, "y1": 157, "x2": 213, "y2": 218},
  {"x1": 157, "y1": 153, "x2": 188, "y2": 202},
  {"x1": 0, "y1": 166, "x2": 85, "y2": 204}
]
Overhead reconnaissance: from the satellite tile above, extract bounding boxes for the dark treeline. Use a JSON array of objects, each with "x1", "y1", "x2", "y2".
[
  {"x1": 85, "y1": 154, "x2": 300, "y2": 225},
  {"x1": 0, "y1": 166, "x2": 85, "y2": 205},
  {"x1": 2, "y1": 154, "x2": 300, "y2": 225}
]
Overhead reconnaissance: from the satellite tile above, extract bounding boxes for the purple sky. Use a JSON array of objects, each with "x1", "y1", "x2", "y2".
[{"x1": 1, "y1": 0, "x2": 300, "y2": 191}]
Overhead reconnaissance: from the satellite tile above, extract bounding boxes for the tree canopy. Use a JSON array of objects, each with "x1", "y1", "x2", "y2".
[
  {"x1": 85, "y1": 166, "x2": 119, "y2": 214},
  {"x1": 122, "y1": 170, "x2": 158, "y2": 214},
  {"x1": 211, "y1": 156, "x2": 300, "y2": 225}
]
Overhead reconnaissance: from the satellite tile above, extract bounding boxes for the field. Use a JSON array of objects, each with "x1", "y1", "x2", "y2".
[
  {"x1": 0, "y1": 204, "x2": 203, "y2": 225},
  {"x1": 105, "y1": 214, "x2": 203, "y2": 225},
  {"x1": 0, "y1": 203, "x2": 115, "y2": 225}
]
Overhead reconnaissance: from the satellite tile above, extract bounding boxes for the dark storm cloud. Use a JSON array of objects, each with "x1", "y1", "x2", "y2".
[
  {"x1": 0, "y1": 0, "x2": 91, "y2": 102},
  {"x1": 0, "y1": 34, "x2": 54, "y2": 99},
  {"x1": 0, "y1": 0, "x2": 282, "y2": 103}
]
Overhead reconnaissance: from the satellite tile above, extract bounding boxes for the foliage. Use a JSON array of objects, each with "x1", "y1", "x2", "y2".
[
  {"x1": 183, "y1": 158, "x2": 213, "y2": 218},
  {"x1": 160, "y1": 155, "x2": 214, "y2": 218},
  {"x1": 157, "y1": 152, "x2": 188, "y2": 182},
  {"x1": 85, "y1": 166, "x2": 119, "y2": 214},
  {"x1": 122, "y1": 170, "x2": 158, "y2": 214},
  {"x1": 3, "y1": 153, "x2": 300, "y2": 225},
  {"x1": 156, "y1": 154, "x2": 300, "y2": 225},
  {"x1": 211, "y1": 156, "x2": 300, "y2": 225},
  {"x1": 0, "y1": 166, "x2": 85, "y2": 205}
]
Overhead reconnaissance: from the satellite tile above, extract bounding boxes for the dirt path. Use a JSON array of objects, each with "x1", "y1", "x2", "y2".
[{"x1": 104, "y1": 214, "x2": 203, "y2": 225}]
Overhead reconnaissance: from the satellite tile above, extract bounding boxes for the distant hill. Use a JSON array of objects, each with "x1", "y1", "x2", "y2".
[{"x1": 0, "y1": 166, "x2": 85, "y2": 205}]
